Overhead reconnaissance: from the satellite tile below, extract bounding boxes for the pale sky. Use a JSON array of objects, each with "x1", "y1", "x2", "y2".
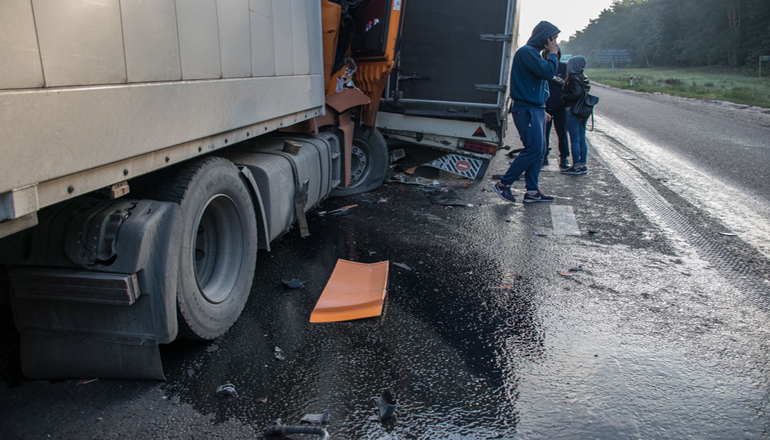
[{"x1": 517, "y1": 0, "x2": 617, "y2": 45}]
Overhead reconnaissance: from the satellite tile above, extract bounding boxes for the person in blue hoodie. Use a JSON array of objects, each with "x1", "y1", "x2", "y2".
[{"x1": 494, "y1": 21, "x2": 560, "y2": 203}]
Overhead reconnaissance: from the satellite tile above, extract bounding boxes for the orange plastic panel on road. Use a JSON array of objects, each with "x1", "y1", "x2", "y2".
[{"x1": 309, "y1": 259, "x2": 389, "y2": 323}]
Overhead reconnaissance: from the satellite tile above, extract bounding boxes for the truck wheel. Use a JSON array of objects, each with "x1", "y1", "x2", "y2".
[
  {"x1": 150, "y1": 157, "x2": 257, "y2": 340},
  {"x1": 332, "y1": 125, "x2": 389, "y2": 196}
]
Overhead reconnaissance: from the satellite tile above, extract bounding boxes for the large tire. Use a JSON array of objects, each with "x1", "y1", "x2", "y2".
[
  {"x1": 150, "y1": 157, "x2": 258, "y2": 340},
  {"x1": 332, "y1": 125, "x2": 389, "y2": 197}
]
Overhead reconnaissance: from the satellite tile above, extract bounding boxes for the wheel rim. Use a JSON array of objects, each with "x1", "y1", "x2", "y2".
[
  {"x1": 349, "y1": 140, "x2": 371, "y2": 187},
  {"x1": 193, "y1": 194, "x2": 244, "y2": 304}
]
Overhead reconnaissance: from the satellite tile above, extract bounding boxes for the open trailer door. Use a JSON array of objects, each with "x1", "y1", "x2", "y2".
[{"x1": 377, "y1": 0, "x2": 519, "y2": 159}]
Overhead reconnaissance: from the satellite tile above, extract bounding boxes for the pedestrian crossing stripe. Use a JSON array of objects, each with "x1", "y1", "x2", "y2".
[{"x1": 422, "y1": 154, "x2": 489, "y2": 180}]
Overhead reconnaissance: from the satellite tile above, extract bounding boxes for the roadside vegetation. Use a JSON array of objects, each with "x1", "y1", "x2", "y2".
[
  {"x1": 586, "y1": 67, "x2": 770, "y2": 108},
  {"x1": 560, "y1": 0, "x2": 770, "y2": 107}
]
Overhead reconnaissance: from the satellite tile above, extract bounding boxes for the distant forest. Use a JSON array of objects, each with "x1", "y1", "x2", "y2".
[{"x1": 560, "y1": 0, "x2": 770, "y2": 69}]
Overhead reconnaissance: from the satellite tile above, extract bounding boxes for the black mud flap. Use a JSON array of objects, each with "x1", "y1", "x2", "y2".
[
  {"x1": 21, "y1": 331, "x2": 165, "y2": 380},
  {"x1": 2, "y1": 198, "x2": 182, "y2": 380}
]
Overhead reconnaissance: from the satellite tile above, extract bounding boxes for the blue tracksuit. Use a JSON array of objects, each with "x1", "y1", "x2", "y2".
[{"x1": 501, "y1": 21, "x2": 560, "y2": 190}]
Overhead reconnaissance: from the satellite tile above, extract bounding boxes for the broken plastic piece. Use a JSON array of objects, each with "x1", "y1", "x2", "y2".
[
  {"x1": 309, "y1": 260, "x2": 389, "y2": 323},
  {"x1": 558, "y1": 272, "x2": 573, "y2": 277},
  {"x1": 392, "y1": 262, "x2": 411, "y2": 271},
  {"x1": 265, "y1": 419, "x2": 329, "y2": 440},
  {"x1": 331, "y1": 204, "x2": 357, "y2": 213},
  {"x1": 216, "y1": 382, "x2": 238, "y2": 398},
  {"x1": 378, "y1": 389, "x2": 398, "y2": 421},
  {"x1": 415, "y1": 177, "x2": 440, "y2": 186},
  {"x1": 301, "y1": 409, "x2": 331, "y2": 425},
  {"x1": 274, "y1": 346, "x2": 286, "y2": 361},
  {"x1": 318, "y1": 204, "x2": 357, "y2": 216},
  {"x1": 283, "y1": 278, "x2": 307, "y2": 289}
]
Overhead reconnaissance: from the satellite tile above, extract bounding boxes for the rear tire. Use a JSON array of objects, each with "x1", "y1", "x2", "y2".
[
  {"x1": 149, "y1": 157, "x2": 257, "y2": 340},
  {"x1": 332, "y1": 125, "x2": 389, "y2": 196}
]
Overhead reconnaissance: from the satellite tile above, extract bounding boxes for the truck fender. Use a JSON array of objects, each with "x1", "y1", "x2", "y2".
[{"x1": 238, "y1": 166, "x2": 271, "y2": 252}]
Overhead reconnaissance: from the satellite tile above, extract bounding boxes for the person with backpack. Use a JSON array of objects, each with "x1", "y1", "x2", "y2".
[{"x1": 561, "y1": 56, "x2": 592, "y2": 175}]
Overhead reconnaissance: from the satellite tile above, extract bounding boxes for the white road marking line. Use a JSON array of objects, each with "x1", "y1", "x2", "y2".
[{"x1": 550, "y1": 205, "x2": 581, "y2": 236}]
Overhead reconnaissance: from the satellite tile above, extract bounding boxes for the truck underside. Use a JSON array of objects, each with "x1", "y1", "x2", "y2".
[{"x1": 0, "y1": 0, "x2": 404, "y2": 379}]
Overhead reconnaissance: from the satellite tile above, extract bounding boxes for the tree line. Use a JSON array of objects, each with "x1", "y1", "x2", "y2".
[{"x1": 560, "y1": 0, "x2": 770, "y2": 70}]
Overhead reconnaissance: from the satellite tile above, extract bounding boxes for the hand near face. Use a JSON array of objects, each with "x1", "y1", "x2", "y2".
[{"x1": 545, "y1": 35, "x2": 559, "y2": 57}]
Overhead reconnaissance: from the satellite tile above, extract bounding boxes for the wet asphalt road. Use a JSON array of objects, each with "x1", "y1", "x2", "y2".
[
  {"x1": 589, "y1": 84, "x2": 770, "y2": 203},
  {"x1": 2, "y1": 92, "x2": 770, "y2": 439}
]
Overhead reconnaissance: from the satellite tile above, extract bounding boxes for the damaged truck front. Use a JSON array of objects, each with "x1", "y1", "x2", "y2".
[{"x1": 0, "y1": 0, "x2": 403, "y2": 380}]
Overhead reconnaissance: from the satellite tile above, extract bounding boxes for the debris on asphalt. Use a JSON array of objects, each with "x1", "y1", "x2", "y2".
[
  {"x1": 421, "y1": 186, "x2": 472, "y2": 207},
  {"x1": 558, "y1": 272, "x2": 573, "y2": 277},
  {"x1": 318, "y1": 204, "x2": 357, "y2": 216},
  {"x1": 718, "y1": 232, "x2": 737, "y2": 236},
  {"x1": 274, "y1": 347, "x2": 286, "y2": 361},
  {"x1": 216, "y1": 382, "x2": 238, "y2": 398},
  {"x1": 310, "y1": 260, "x2": 389, "y2": 323},
  {"x1": 588, "y1": 230, "x2": 599, "y2": 234},
  {"x1": 393, "y1": 262, "x2": 412, "y2": 271},
  {"x1": 300, "y1": 409, "x2": 331, "y2": 425},
  {"x1": 79, "y1": 378, "x2": 98, "y2": 385},
  {"x1": 492, "y1": 285, "x2": 513, "y2": 290},
  {"x1": 265, "y1": 419, "x2": 330, "y2": 439},
  {"x1": 568, "y1": 266, "x2": 584, "y2": 272},
  {"x1": 378, "y1": 198, "x2": 388, "y2": 203},
  {"x1": 378, "y1": 389, "x2": 398, "y2": 421},
  {"x1": 415, "y1": 177, "x2": 440, "y2": 186},
  {"x1": 387, "y1": 173, "x2": 440, "y2": 186},
  {"x1": 256, "y1": 397, "x2": 268, "y2": 404},
  {"x1": 533, "y1": 232, "x2": 548, "y2": 237},
  {"x1": 282, "y1": 278, "x2": 307, "y2": 289}
]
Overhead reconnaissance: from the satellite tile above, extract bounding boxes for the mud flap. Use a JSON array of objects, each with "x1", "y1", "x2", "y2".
[
  {"x1": 2, "y1": 198, "x2": 182, "y2": 380},
  {"x1": 21, "y1": 330, "x2": 164, "y2": 380},
  {"x1": 418, "y1": 154, "x2": 489, "y2": 180}
]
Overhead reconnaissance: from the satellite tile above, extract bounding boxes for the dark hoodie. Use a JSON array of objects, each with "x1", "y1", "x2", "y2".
[
  {"x1": 509, "y1": 21, "x2": 560, "y2": 108},
  {"x1": 561, "y1": 56, "x2": 591, "y2": 109}
]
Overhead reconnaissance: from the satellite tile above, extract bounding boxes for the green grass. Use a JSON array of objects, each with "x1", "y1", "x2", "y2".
[{"x1": 585, "y1": 67, "x2": 770, "y2": 108}]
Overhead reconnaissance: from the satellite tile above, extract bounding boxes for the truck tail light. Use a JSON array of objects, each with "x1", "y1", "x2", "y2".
[{"x1": 461, "y1": 140, "x2": 498, "y2": 155}]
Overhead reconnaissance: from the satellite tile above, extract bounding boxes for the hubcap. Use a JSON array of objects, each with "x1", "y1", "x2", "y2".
[
  {"x1": 193, "y1": 194, "x2": 243, "y2": 304},
  {"x1": 349, "y1": 142, "x2": 369, "y2": 186}
]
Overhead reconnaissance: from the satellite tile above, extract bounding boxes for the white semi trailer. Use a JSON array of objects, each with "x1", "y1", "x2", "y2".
[{"x1": 0, "y1": 0, "x2": 518, "y2": 380}]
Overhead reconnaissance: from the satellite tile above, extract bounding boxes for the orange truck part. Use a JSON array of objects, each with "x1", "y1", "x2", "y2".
[{"x1": 310, "y1": 259, "x2": 390, "y2": 323}]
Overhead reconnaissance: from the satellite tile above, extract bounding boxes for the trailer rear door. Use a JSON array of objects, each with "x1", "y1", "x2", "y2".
[{"x1": 378, "y1": 0, "x2": 518, "y2": 152}]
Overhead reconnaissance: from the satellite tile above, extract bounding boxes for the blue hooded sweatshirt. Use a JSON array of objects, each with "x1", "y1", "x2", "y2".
[{"x1": 509, "y1": 21, "x2": 560, "y2": 108}]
